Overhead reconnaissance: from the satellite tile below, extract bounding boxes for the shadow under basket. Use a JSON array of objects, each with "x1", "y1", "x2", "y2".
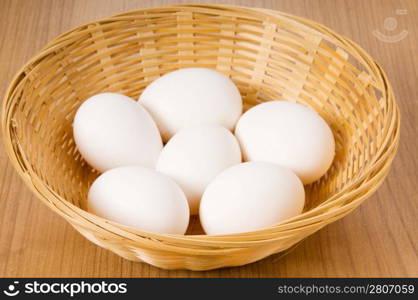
[{"x1": 1, "y1": 4, "x2": 400, "y2": 270}]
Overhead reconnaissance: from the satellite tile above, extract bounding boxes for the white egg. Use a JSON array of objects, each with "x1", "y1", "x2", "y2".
[
  {"x1": 156, "y1": 125, "x2": 241, "y2": 215},
  {"x1": 139, "y1": 68, "x2": 243, "y2": 141},
  {"x1": 200, "y1": 162, "x2": 305, "y2": 235},
  {"x1": 73, "y1": 93, "x2": 163, "y2": 172},
  {"x1": 235, "y1": 101, "x2": 335, "y2": 184},
  {"x1": 88, "y1": 166, "x2": 189, "y2": 234}
]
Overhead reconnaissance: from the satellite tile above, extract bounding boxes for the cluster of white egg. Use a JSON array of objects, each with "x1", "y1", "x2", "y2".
[{"x1": 73, "y1": 68, "x2": 335, "y2": 235}]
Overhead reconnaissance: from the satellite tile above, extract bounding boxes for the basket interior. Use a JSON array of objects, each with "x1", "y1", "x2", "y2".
[{"x1": 7, "y1": 7, "x2": 386, "y2": 234}]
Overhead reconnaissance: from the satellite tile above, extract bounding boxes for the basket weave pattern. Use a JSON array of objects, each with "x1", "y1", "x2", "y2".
[{"x1": 1, "y1": 5, "x2": 399, "y2": 270}]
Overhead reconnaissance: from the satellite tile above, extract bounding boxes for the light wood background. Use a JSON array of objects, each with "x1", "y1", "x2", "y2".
[{"x1": 0, "y1": 0, "x2": 417, "y2": 277}]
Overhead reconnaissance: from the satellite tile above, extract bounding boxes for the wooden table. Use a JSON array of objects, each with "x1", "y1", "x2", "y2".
[{"x1": 0, "y1": 0, "x2": 417, "y2": 277}]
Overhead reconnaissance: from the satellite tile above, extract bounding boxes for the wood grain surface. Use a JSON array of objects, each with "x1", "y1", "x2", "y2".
[{"x1": 0, "y1": 0, "x2": 417, "y2": 277}]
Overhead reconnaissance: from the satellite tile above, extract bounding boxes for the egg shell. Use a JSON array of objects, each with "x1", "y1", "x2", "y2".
[
  {"x1": 139, "y1": 68, "x2": 243, "y2": 141},
  {"x1": 156, "y1": 125, "x2": 242, "y2": 214},
  {"x1": 235, "y1": 101, "x2": 335, "y2": 184},
  {"x1": 88, "y1": 166, "x2": 189, "y2": 235},
  {"x1": 73, "y1": 93, "x2": 163, "y2": 172},
  {"x1": 200, "y1": 162, "x2": 305, "y2": 235}
]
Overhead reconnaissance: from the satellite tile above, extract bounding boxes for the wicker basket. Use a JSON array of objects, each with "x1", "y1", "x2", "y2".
[{"x1": 1, "y1": 4, "x2": 399, "y2": 270}]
